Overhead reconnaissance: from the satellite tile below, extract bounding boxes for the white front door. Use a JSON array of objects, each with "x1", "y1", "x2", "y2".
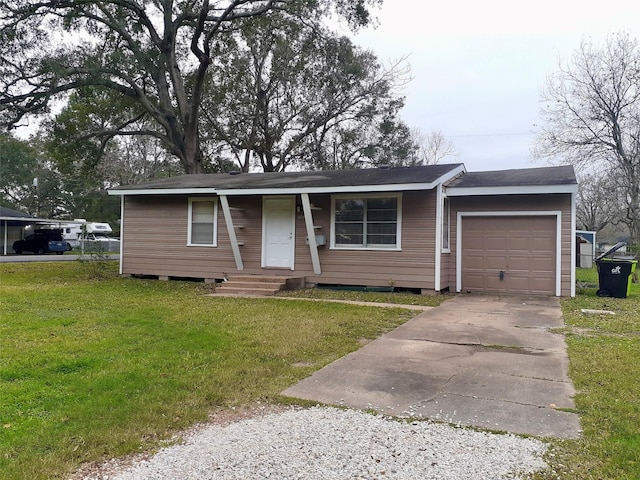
[{"x1": 262, "y1": 196, "x2": 295, "y2": 269}]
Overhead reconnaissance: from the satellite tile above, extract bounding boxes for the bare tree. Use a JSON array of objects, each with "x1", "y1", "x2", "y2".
[
  {"x1": 201, "y1": 14, "x2": 410, "y2": 172},
  {"x1": 534, "y1": 32, "x2": 640, "y2": 242},
  {"x1": 0, "y1": 0, "x2": 380, "y2": 174},
  {"x1": 305, "y1": 98, "x2": 417, "y2": 170},
  {"x1": 410, "y1": 128, "x2": 458, "y2": 165},
  {"x1": 575, "y1": 170, "x2": 623, "y2": 232},
  {"x1": 100, "y1": 135, "x2": 184, "y2": 188}
]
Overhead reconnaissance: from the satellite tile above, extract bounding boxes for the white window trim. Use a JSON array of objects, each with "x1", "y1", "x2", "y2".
[
  {"x1": 455, "y1": 211, "x2": 563, "y2": 297},
  {"x1": 187, "y1": 197, "x2": 218, "y2": 247},
  {"x1": 442, "y1": 196, "x2": 451, "y2": 253},
  {"x1": 330, "y1": 192, "x2": 402, "y2": 251}
]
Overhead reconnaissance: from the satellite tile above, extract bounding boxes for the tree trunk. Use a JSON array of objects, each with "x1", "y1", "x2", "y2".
[
  {"x1": 241, "y1": 150, "x2": 251, "y2": 172},
  {"x1": 172, "y1": 122, "x2": 204, "y2": 174},
  {"x1": 182, "y1": 144, "x2": 204, "y2": 174}
]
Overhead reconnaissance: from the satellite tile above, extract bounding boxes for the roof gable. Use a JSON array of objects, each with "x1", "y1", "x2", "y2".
[{"x1": 445, "y1": 165, "x2": 577, "y2": 196}]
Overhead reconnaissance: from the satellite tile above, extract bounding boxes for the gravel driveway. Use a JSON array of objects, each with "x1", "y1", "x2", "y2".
[{"x1": 74, "y1": 406, "x2": 548, "y2": 480}]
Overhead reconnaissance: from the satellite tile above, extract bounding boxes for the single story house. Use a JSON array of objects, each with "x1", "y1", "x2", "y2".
[{"x1": 108, "y1": 163, "x2": 578, "y2": 296}]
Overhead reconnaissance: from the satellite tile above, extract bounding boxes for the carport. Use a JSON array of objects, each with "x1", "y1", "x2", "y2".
[{"x1": 0, "y1": 207, "x2": 72, "y2": 256}]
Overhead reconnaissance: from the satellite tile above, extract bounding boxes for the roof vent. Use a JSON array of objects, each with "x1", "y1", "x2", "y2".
[
  {"x1": 378, "y1": 165, "x2": 390, "y2": 170},
  {"x1": 229, "y1": 171, "x2": 241, "y2": 175}
]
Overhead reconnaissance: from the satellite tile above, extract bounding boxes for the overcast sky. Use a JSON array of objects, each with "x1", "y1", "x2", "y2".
[{"x1": 346, "y1": 0, "x2": 639, "y2": 172}]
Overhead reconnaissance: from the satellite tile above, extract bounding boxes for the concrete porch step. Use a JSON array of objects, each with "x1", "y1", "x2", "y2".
[
  {"x1": 214, "y1": 275, "x2": 305, "y2": 296},
  {"x1": 215, "y1": 286, "x2": 284, "y2": 296},
  {"x1": 219, "y1": 281, "x2": 286, "y2": 290},
  {"x1": 230, "y1": 275, "x2": 301, "y2": 283}
]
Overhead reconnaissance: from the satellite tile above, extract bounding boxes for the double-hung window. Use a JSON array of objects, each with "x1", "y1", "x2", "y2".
[
  {"x1": 188, "y1": 197, "x2": 218, "y2": 246},
  {"x1": 332, "y1": 194, "x2": 401, "y2": 249}
]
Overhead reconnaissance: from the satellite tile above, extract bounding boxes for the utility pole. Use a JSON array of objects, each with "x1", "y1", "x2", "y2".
[{"x1": 32, "y1": 177, "x2": 39, "y2": 217}]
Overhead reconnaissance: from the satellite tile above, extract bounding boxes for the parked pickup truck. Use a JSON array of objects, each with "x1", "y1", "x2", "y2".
[{"x1": 13, "y1": 229, "x2": 71, "y2": 255}]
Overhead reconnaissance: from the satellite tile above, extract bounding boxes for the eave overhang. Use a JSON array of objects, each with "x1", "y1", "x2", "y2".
[
  {"x1": 108, "y1": 164, "x2": 467, "y2": 197},
  {"x1": 445, "y1": 184, "x2": 578, "y2": 197}
]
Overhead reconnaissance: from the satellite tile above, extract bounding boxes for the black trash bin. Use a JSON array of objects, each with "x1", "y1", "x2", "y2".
[{"x1": 595, "y1": 242, "x2": 638, "y2": 298}]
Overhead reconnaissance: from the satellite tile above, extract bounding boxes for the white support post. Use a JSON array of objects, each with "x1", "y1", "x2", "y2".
[
  {"x1": 301, "y1": 193, "x2": 321, "y2": 275},
  {"x1": 3, "y1": 220, "x2": 7, "y2": 256},
  {"x1": 434, "y1": 183, "x2": 443, "y2": 292},
  {"x1": 219, "y1": 195, "x2": 244, "y2": 271},
  {"x1": 570, "y1": 192, "x2": 576, "y2": 298},
  {"x1": 118, "y1": 197, "x2": 124, "y2": 274}
]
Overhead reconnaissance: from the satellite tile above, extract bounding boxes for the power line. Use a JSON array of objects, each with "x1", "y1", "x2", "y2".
[{"x1": 446, "y1": 132, "x2": 535, "y2": 138}]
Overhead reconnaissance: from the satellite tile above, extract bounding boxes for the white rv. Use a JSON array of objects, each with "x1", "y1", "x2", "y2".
[
  {"x1": 56, "y1": 219, "x2": 120, "y2": 252},
  {"x1": 58, "y1": 219, "x2": 111, "y2": 241}
]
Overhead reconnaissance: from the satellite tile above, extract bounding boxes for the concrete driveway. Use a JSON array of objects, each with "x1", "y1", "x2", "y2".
[{"x1": 283, "y1": 294, "x2": 581, "y2": 439}]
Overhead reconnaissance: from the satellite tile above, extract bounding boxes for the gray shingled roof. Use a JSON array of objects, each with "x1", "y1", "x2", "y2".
[
  {"x1": 0, "y1": 207, "x2": 63, "y2": 227},
  {"x1": 0, "y1": 206, "x2": 34, "y2": 218},
  {"x1": 446, "y1": 165, "x2": 576, "y2": 188},
  {"x1": 111, "y1": 164, "x2": 465, "y2": 191},
  {"x1": 110, "y1": 164, "x2": 577, "y2": 194}
]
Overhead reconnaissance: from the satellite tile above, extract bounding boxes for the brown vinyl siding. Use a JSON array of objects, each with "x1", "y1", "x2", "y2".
[
  {"x1": 121, "y1": 190, "x2": 438, "y2": 289},
  {"x1": 122, "y1": 196, "x2": 236, "y2": 278},
  {"x1": 440, "y1": 252, "x2": 451, "y2": 292},
  {"x1": 446, "y1": 194, "x2": 573, "y2": 296}
]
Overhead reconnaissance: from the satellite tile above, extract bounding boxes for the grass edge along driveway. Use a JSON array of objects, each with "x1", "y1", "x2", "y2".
[{"x1": 533, "y1": 267, "x2": 640, "y2": 480}]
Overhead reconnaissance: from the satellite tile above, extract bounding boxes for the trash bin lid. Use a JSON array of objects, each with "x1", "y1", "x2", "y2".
[
  {"x1": 596, "y1": 242, "x2": 627, "y2": 261},
  {"x1": 597, "y1": 256, "x2": 636, "y2": 262}
]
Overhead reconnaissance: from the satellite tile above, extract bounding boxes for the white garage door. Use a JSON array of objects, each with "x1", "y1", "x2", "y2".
[{"x1": 461, "y1": 216, "x2": 556, "y2": 295}]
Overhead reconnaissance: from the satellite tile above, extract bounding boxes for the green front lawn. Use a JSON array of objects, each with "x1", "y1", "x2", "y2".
[
  {"x1": 535, "y1": 266, "x2": 640, "y2": 479},
  {"x1": 0, "y1": 262, "x2": 415, "y2": 479}
]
